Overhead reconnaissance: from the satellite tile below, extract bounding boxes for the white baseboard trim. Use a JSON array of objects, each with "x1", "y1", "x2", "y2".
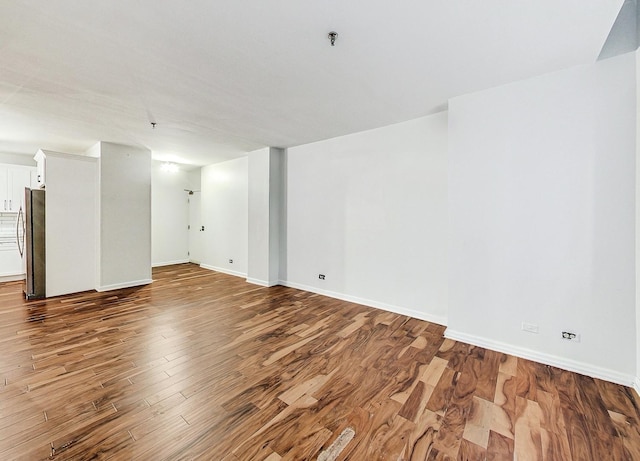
[
  {"x1": 152, "y1": 259, "x2": 189, "y2": 268},
  {"x1": 280, "y1": 280, "x2": 448, "y2": 327},
  {"x1": 445, "y1": 328, "x2": 636, "y2": 388},
  {"x1": 96, "y1": 279, "x2": 153, "y2": 292},
  {"x1": 246, "y1": 278, "x2": 280, "y2": 287},
  {"x1": 634, "y1": 377, "x2": 640, "y2": 397},
  {"x1": 200, "y1": 264, "x2": 247, "y2": 279},
  {"x1": 0, "y1": 273, "x2": 25, "y2": 283}
]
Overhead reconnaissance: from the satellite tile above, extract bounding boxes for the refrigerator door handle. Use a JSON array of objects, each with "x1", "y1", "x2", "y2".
[{"x1": 16, "y1": 205, "x2": 24, "y2": 257}]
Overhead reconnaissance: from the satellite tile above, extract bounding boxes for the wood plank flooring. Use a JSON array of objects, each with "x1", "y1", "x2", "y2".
[{"x1": 0, "y1": 263, "x2": 639, "y2": 460}]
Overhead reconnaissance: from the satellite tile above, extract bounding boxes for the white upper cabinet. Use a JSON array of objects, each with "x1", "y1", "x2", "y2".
[
  {"x1": 0, "y1": 165, "x2": 36, "y2": 212},
  {"x1": 9, "y1": 168, "x2": 30, "y2": 211},
  {"x1": 0, "y1": 169, "x2": 7, "y2": 212}
]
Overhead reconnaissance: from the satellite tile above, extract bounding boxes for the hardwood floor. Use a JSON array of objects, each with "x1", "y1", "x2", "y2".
[{"x1": 1, "y1": 263, "x2": 639, "y2": 460}]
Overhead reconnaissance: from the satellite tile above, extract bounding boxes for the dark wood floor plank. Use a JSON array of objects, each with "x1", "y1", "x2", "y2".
[
  {"x1": 486, "y1": 429, "x2": 514, "y2": 461},
  {"x1": 473, "y1": 349, "x2": 501, "y2": 402},
  {"x1": 426, "y1": 367, "x2": 458, "y2": 415},
  {"x1": 0, "y1": 263, "x2": 637, "y2": 459},
  {"x1": 609, "y1": 409, "x2": 640, "y2": 460},
  {"x1": 457, "y1": 438, "x2": 486, "y2": 461},
  {"x1": 536, "y1": 389, "x2": 572, "y2": 460},
  {"x1": 432, "y1": 368, "x2": 476, "y2": 458}
]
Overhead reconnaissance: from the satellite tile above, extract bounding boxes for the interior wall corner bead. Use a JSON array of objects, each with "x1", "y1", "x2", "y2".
[{"x1": 328, "y1": 31, "x2": 338, "y2": 46}]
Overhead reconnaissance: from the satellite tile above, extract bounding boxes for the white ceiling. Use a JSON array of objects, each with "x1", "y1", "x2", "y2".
[{"x1": 0, "y1": 1, "x2": 623, "y2": 166}]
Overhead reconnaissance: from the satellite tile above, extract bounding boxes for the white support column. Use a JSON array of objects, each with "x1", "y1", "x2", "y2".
[
  {"x1": 247, "y1": 147, "x2": 285, "y2": 286},
  {"x1": 94, "y1": 142, "x2": 152, "y2": 291}
]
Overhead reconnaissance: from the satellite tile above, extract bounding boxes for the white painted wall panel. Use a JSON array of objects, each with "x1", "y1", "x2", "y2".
[
  {"x1": 45, "y1": 152, "x2": 97, "y2": 297},
  {"x1": 98, "y1": 142, "x2": 152, "y2": 290},
  {"x1": 269, "y1": 148, "x2": 284, "y2": 284},
  {"x1": 200, "y1": 157, "x2": 248, "y2": 277},
  {"x1": 636, "y1": 49, "x2": 640, "y2": 391},
  {"x1": 247, "y1": 148, "x2": 270, "y2": 284},
  {"x1": 448, "y1": 53, "x2": 636, "y2": 383},
  {"x1": 286, "y1": 113, "x2": 449, "y2": 324},
  {"x1": 247, "y1": 147, "x2": 284, "y2": 286},
  {"x1": 151, "y1": 161, "x2": 189, "y2": 266},
  {"x1": 187, "y1": 170, "x2": 203, "y2": 264}
]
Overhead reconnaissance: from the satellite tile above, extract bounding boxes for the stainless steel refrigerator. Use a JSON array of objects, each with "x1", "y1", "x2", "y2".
[{"x1": 18, "y1": 187, "x2": 45, "y2": 299}]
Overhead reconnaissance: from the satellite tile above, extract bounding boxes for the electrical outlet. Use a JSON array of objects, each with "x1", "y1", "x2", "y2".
[
  {"x1": 561, "y1": 331, "x2": 580, "y2": 342},
  {"x1": 229, "y1": 259, "x2": 233, "y2": 264},
  {"x1": 318, "y1": 274, "x2": 325, "y2": 280},
  {"x1": 522, "y1": 322, "x2": 538, "y2": 334}
]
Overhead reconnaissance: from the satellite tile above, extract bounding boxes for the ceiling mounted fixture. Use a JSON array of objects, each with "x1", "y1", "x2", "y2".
[
  {"x1": 150, "y1": 122, "x2": 157, "y2": 129},
  {"x1": 161, "y1": 162, "x2": 178, "y2": 173},
  {"x1": 328, "y1": 31, "x2": 338, "y2": 46}
]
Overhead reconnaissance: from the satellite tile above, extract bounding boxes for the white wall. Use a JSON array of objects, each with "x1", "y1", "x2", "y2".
[
  {"x1": 247, "y1": 148, "x2": 271, "y2": 284},
  {"x1": 187, "y1": 169, "x2": 203, "y2": 264},
  {"x1": 448, "y1": 52, "x2": 636, "y2": 385},
  {"x1": 636, "y1": 49, "x2": 640, "y2": 393},
  {"x1": 0, "y1": 153, "x2": 36, "y2": 167},
  {"x1": 97, "y1": 142, "x2": 152, "y2": 290},
  {"x1": 187, "y1": 169, "x2": 201, "y2": 194},
  {"x1": 45, "y1": 152, "x2": 98, "y2": 297},
  {"x1": 200, "y1": 157, "x2": 248, "y2": 277},
  {"x1": 247, "y1": 147, "x2": 284, "y2": 286},
  {"x1": 151, "y1": 161, "x2": 189, "y2": 266},
  {"x1": 286, "y1": 113, "x2": 449, "y2": 325},
  {"x1": 270, "y1": 148, "x2": 285, "y2": 283}
]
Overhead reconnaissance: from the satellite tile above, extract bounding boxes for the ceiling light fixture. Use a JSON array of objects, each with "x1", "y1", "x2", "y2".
[
  {"x1": 328, "y1": 31, "x2": 338, "y2": 46},
  {"x1": 161, "y1": 162, "x2": 178, "y2": 173}
]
